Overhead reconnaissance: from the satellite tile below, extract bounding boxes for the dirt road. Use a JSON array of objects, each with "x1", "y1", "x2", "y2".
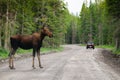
[{"x1": 0, "y1": 45, "x2": 120, "y2": 80}]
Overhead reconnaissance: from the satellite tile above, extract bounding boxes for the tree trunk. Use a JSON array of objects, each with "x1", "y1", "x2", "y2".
[
  {"x1": 0, "y1": 20, "x2": 1, "y2": 47},
  {"x1": 71, "y1": 20, "x2": 77, "y2": 44},
  {"x1": 0, "y1": 5, "x2": 3, "y2": 47},
  {"x1": 98, "y1": 24, "x2": 103, "y2": 45},
  {"x1": 4, "y1": 2, "x2": 9, "y2": 49},
  {"x1": 115, "y1": 38, "x2": 120, "y2": 50}
]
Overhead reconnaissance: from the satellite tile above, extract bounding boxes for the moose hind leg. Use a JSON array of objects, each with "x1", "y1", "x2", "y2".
[{"x1": 32, "y1": 49, "x2": 36, "y2": 69}]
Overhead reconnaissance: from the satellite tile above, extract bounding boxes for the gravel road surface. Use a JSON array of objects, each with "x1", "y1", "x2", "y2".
[{"x1": 0, "y1": 45, "x2": 120, "y2": 80}]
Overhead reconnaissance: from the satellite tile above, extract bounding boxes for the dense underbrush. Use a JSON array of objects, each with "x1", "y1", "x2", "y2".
[{"x1": 0, "y1": 47, "x2": 63, "y2": 59}]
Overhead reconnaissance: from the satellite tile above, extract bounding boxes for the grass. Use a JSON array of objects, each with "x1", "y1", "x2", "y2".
[
  {"x1": 17, "y1": 47, "x2": 63, "y2": 54},
  {"x1": 0, "y1": 47, "x2": 64, "y2": 59},
  {"x1": 80, "y1": 44, "x2": 86, "y2": 46},
  {"x1": 40, "y1": 47, "x2": 63, "y2": 53},
  {"x1": 97, "y1": 45, "x2": 115, "y2": 50},
  {"x1": 0, "y1": 47, "x2": 9, "y2": 59},
  {"x1": 81, "y1": 44, "x2": 120, "y2": 55},
  {"x1": 97, "y1": 45, "x2": 120, "y2": 55},
  {"x1": 113, "y1": 49, "x2": 120, "y2": 55}
]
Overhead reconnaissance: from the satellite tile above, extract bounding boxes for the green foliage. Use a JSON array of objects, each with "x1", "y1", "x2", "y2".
[
  {"x1": 79, "y1": 0, "x2": 115, "y2": 46},
  {"x1": 16, "y1": 49, "x2": 32, "y2": 54},
  {"x1": 65, "y1": 14, "x2": 81, "y2": 44},
  {"x1": 79, "y1": 0, "x2": 120, "y2": 54},
  {"x1": 17, "y1": 47, "x2": 63, "y2": 54},
  {"x1": 106, "y1": 0, "x2": 120, "y2": 19},
  {"x1": 114, "y1": 49, "x2": 120, "y2": 55},
  {"x1": 105, "y1": 0, "x2": 120, "y2": 50},
  {"x1": 0, "y1": 47, "x2": 64, "y2": 59},
  {"x1": 0, "y1": 0, "x2": 70, "y2": 50},
  {"x1": 0, "y1": 47, "x2": 8, "y2": 59},
  {"x1": 41, "y1": 47, "x2": 64, "y2": 53},
  {"x1": 1, "y1": 0, "x2": 119, "y2": 51},
  {"x1": 97, "y1": 45, "x2": 114, "y2": 50},
  {"x1": 98, "y1": 45, "x2": 120, "y2": 55}
]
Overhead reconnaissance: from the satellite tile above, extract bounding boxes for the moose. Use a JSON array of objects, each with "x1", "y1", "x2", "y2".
[{"x1": 9, "y1": 25, "x2": 53, "y2": 69}]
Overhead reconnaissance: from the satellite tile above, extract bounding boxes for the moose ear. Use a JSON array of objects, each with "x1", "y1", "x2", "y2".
[
  {"x1": 41, "y1": 27, "x2": 44, "y2": 29},
  {"x1": 41, "y1": 24, "x2": 45, "y2": 29},
  {"x1": 43, "y1": 24, "x2": 47, "y2": 27}
]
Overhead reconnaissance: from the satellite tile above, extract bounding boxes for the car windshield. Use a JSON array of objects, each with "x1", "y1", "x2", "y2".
[{"x1": 87, "y1": 42, "x2": 94, "y2": 45}]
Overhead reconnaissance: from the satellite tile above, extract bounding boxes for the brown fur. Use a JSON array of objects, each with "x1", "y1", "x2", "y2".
[{"x1": 9, "y1": 27, "x2": 53, "y2": 69}]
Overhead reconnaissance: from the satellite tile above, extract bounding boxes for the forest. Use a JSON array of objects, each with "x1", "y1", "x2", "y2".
[
  {"x1": 0, "y1": 0, "x2": 120, "y2": 58},
  {"x1": 67, "y1": 0, "x2": 120, "y2": 51},
  {"x1": 79, "y1": 0, "x2": 120, "y2": 51}
]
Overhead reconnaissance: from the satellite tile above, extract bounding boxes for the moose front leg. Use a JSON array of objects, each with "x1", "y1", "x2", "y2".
[
  {"x1": 9, "y1": 56, "x2": 15, "y2": 69},
  {"x1": 9, "y1": 56, "x2": 12, "y2": 69},
  {"x1": 37, "y1": 49, "x2": 43, "y2": 68},
  {"x1": 9, "y1": 49, "x2": 16, "y2": 69},
  {"x1": 11, "y1": 55, "x2": 15, "y2": 69}
]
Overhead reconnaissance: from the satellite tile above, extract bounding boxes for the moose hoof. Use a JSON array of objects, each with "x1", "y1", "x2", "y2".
[
  {"x1": 40, "y1": 66, "x2": 43, "y2": 68},
  {"x1": 32, "y1": 66, "x2": 36, "y2": 69},
  {"x1": 11, "y1": 67, "x2": 16, "y2": 70},
  {"x1": 9, "y1": 66, "x2": 12, "y2": 69},
  {"x1": 9, "y1": 66, "x2": 15, "y2": 70}
]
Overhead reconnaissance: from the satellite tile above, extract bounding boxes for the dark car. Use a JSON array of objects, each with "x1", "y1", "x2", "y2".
[{"x1": 86, "y1": 42, "x2": 95, "y2": 49}]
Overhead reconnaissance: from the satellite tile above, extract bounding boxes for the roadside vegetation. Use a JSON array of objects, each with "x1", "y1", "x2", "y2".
[
  {"x1": 81, "y1": 44, "x2": 120, "y2": 55},
  {"x1": 17, "y1": 47, "x2": 63, "y2": 54},
  {"x1": 0, "y1": 47, "x2": 8, "y2": 59},
  {"x1": 0, "y1": 47, "x2": 63, "y2": 59},
  {"x1": 97, "y1": 45, "x2": 120, "y2": 55}
]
